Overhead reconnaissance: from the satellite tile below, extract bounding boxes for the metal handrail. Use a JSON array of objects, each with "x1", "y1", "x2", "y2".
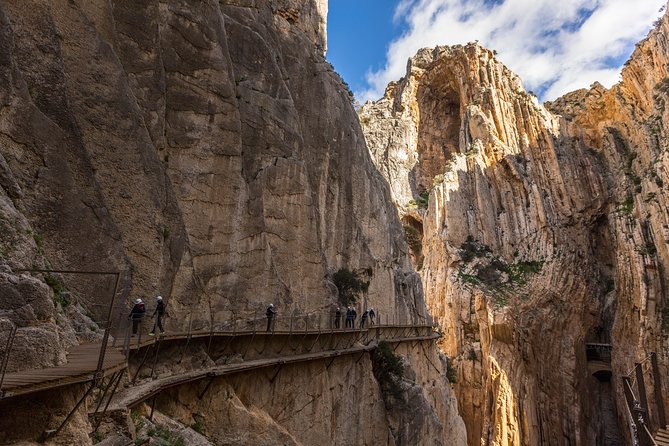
[{"x1": 0, "y1": 322, "x2": 17, "y2": 396}]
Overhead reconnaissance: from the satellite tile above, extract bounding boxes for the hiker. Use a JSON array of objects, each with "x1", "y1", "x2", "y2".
[
  {"x1": 150, "y1": 295, "x2": 167, "y2": 335},
  {"x1": 351, "y1": 307, "x2": 357, "y2": 328},
  {"x1": 266, "y1": 304, "x2": 276, "y2": 332},
  {"x1": 360, "y1": 309, "x2": 369, "y2": 329},
  {"x1": 128, "y1": 298, "x2": 146, "y2": 335},
  {"x1": 369, "y1": 308, "x2": 376, "y2": 326},
  {"x1": 345, "y1": 307, "x2": 352, "y2": 328},
  {"x1": 334, "y1": 307, "x2": 342, "y2": 329}
]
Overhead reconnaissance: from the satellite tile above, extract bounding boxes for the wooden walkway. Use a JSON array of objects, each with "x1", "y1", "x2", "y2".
[
  {"x1": 0, "y1": 325, "x2": 435, "y2": 402},
  {"x1": 0, "y1": 343, "x2": 126, "y2": 398},
  {"x1": 108, "y1": 332, "x2": 440, "y2": 412}
]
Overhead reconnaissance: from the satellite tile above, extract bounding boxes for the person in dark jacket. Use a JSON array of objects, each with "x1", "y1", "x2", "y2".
[
  {"x1": 334, "y1": 307, "x2": 342, "y2": 329},
  {"x1": 369, "y1": 308, "x2": 376, "y2": 326},
  {"x1": 150, "y1": 295, "x2": 166, "y2": 335},
  {"x1": 351, "y1": 307, "x2": 357, "y2": 328},
  {"x1": 266, "y1": 304, "x2": 276, "y2": 332},
  {"x1": 360, "y1": 309, "x2": 369, "y2": 329},
  {"x1": 345, "y1": 307, "x2": 352, "y2": 328},
  {"x1": 129, "y1": 298, "x2": 146, "y2": 335}
]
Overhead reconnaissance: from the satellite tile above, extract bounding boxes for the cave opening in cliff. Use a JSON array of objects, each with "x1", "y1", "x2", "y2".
[{"x1": 414, "y1": 77, "x2": 461, "y2": 194}]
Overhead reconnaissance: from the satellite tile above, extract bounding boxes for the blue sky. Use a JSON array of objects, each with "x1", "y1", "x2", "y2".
[
  {"x1": 327, "y1": 0, "x2": 403, "y2": 97},
  {"x1": 327, "y1": 0, "x2": 666, "y2": 103}
]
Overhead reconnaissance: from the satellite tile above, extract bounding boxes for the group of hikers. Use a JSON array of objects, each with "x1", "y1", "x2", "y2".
[
  {"x1": 128, "y1": 295, "x2": 167, "y2": 336},
  {"x1": 129, "y1": 297, "x2": 378, "y2": 335},
  {"x1": 265, "y1": 304, "x2": 376, "y2": 332},
  {"x1": 334, "y1": 306, "x2": 375, "y2": 329}
]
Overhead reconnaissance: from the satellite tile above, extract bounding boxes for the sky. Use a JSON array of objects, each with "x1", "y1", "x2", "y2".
[{"x1": 327, "y1": 0, "x2": 667, "y2": 103}]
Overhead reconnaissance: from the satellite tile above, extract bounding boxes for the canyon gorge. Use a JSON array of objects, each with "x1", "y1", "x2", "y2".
[{"x1": 0, "y1": 0, "x2": 669, "y2": 445}]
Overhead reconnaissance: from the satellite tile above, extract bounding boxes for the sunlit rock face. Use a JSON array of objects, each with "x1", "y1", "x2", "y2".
[{"x1": 361, "y1": 11, "x2": 669, "y2": 444}]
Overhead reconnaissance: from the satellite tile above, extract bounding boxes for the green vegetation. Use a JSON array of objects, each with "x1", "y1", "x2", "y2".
[
  {"x1": 457, "y1": 270, "x2": 480, "y2": 285},
  {"x1": 161, "y1": 225, "x2": 171, "y2": 240},
  {"x1": 445, "y1": 357, "x2": 457, "y2": 383},
  {"x1": 408, "y1": 191, "x2": 430, "y2": 210},
  {"x1": 618, "y1": 197, "x2": 634, "y2": 215},
  {"x1": 507, "y1": 261, "x2": 544, "y2": 286},
  {"x1": 332, "y1": 267, "x2": 370, "y2": 306},
  {"x1": 457, "y1": 235, "x2": 543, "y2": 305},
  {"x1": 190, "y1": 421, "x2": 204, "y2": 434},
  {"x1": 145, "y1": 427, "x2": 185, "y2": 446},
  {"x1": 608, "y1": 127, "x2": 642, "y2": 191},
  {"x1": 32, "y1": 232, "x2": 44, "y2": 250},
  {"x1": 636, "y1": 241, "x2": 657, "y2": 256},
  {"x1": 373, "y1": 341, "x2": 405, "y2": 403},
  {"x1": 44, "y1": 274, "x2": 69, "y2": 308},
  {"x1": 91, "y1": 431, "x2": 104, "y2": 444},
  {"x1": 459, "y1": 236, "x2": 492, "y2": 262}
]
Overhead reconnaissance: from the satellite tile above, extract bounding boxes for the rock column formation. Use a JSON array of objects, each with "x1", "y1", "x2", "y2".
[{"x1": 361, "y1": 10, "x2": 669, "y2": 445}]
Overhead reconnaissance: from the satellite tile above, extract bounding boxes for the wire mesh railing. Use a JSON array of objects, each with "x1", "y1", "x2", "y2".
[{"x1": 113, "y1": 308, "x2": 435, "y2": 354}]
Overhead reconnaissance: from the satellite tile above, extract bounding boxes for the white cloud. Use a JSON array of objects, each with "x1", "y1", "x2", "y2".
[{"x1": 357, "y1": 0, "x2": 666, "y2": 102}]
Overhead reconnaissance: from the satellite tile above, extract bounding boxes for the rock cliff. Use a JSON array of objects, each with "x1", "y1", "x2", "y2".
[
  {"x1": 361, "y1": 9, "x2": 669, "y2": 446},
  {"x1": 0, "y1": 0, "x2": 420, "y2": 355},
  {"x1": 0, "y1": 0, "x2": 464, "y2": 445}
]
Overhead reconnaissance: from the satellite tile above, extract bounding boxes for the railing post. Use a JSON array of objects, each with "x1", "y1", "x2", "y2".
[
  {"x1": 651, "y1": 352, "x2": 667, "y2": 428},
  {"x1": 0, "y1": 323, "x2": 17, "y2": 396},
  {"x1": 96, "y1": 272, "x2": 121, "y2": 380}
]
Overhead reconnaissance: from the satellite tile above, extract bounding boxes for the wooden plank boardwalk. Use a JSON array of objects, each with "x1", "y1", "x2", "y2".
[
  {"x1": 0, "y1": 343, "x2": 126, "y2": 398},
  {"x1": 0, "y1": 325, "x2": 436, "y2": 402},
  {"x1": 107, "y1": 332, "x2": 440, "y2": 411}
]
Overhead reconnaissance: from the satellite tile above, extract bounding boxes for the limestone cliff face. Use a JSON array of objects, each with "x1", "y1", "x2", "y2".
[
  {"x1": 0, "y1": 1, "x2": 464, "y2": 445},
  {"x1": 0, "y1": 0, "x2": 421, "y2": 341},
  {"x1": 361, "y1": 13, "x2": 669, "y2": 444},
  {"x1": 126, "y1": 341, "x2": 466, "y2": 446}
]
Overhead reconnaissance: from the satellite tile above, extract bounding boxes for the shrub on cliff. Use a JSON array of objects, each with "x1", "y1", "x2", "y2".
[
  {"x1": 332, "y1": 267, "x2": 370, "y2": 306},
  {"x1": 372, "y1": 341, "x2": 406, "y2": 404}
]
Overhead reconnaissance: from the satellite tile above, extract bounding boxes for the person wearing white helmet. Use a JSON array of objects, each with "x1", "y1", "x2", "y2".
[
  {"x1": 128, "y1": 298, "x2": 146, "y2": 335},
  {"x1": 150, "y1": 295, "x2": 166, "y2": 335},
  {"x1": 266, "y1": 303, "x2": 276, "y2": 332}
]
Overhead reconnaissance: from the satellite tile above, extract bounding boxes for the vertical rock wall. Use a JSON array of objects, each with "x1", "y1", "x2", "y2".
[
  {"x1": 0, "y1": 0, "x2": 422, "y2": 339},
  {"x1": 0, "y1": 1, "x2": 466, "y2": 445},
  {"x1": 361, "y1": 13, "x2": 669, "y2": 443}
]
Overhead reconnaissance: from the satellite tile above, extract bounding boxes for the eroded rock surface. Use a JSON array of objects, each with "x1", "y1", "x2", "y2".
[
  {"x1": 0, "y1": 0, "x2": 463, "y2": 445},
  {"x1": 361, "y1": 11, "x2": 669, "y2": 446}
]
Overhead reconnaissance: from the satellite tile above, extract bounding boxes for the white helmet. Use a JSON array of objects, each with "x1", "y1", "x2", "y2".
[
  {"x1": 269, "y1": 303, "x2": 274, "y2": 307},
  {"x1": 135, "y1": 298, "x2": 142, "y2": 304},
  {"x1": 156, "y1": 295, "x2": 163, "y2": 301}
]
